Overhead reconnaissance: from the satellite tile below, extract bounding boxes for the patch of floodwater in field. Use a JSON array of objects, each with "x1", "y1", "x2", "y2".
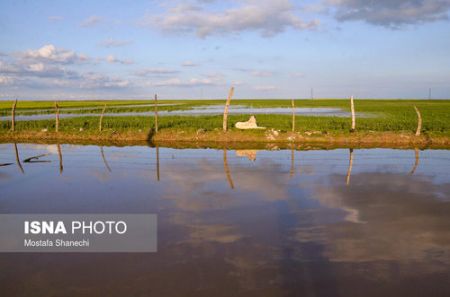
[
  {"x1": 0, "y1": 144, "x2": 449, "y2": 297},
  {"x1": 0, "y1": 105, "x2": 354, "y2": 121},
  {"x1": 0, "y1": 103, "x2": 180, "y2": 119}
]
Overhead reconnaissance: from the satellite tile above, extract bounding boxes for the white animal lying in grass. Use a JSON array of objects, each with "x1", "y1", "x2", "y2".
[{"x1": 235, "y1": 116, "x2": 265, "y2": 130}]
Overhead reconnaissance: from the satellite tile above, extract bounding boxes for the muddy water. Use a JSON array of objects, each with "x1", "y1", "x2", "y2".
[{"x1": 0, "y1": 144, "x2": 449, "y2": 297}]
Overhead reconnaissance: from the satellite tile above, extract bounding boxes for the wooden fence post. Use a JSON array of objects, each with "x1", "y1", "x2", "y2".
[
  {"x1": 223, "y1": 87, "x2": 235, "y2": 132},
  {"x1": 99, "y1": 104, "x2": 106, "y2": 132},
  {"x1": 154, "y1": 94, "x2": 158, "y2": 133},
  {"x1": 11, "y1": 99, "x2": 17, "y2": 131},
  {"x1": 350, "y1": 96, "x2": 356, "y2": 132},
  {"x1": 413, "y1": 106, "x2": 422, "y2": 136},
  {"x1": 291, "y1": 99, "x2": 295, "y2": 132},
  {"x1": 54, "y1": 101, "x2": 60, "y2": 132}
]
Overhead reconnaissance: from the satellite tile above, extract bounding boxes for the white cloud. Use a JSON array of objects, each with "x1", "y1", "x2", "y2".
[
  {"x1": 80, "y1": 15, "x2": 102, "y2": 27},
  {"x1": 48, "y1": 16, "x2": 64, "y2": 22},
  {"x1": 142, "y1": 0, "x2": 320, "y2": 38},
  {"x1": 1, "y1": 58, "x2": 80, "y2": 79},
  {"x1": 27, "y1": 63, "x2": 45, "y2": 72},
  {"x1": 0, "y1": 76, "x2": 15, "y2": 85},
  {"x1": 105, "y1": 55, "x2": 134, "y2": 65},
  {"x1": 154, "y1": 77, "x2": 218, "y2": 87},
  {"x1": 330, "y1": 0, "x2": 450, "y2": 27},
  {"x1": 250, "y1": 70, "x2": 273, "y2": 77},
  {"x1": 0, "y1": 46, "x2": 131, "y2": 91},
  {"x1": 23, "y1": 44, "x2": 88, "y2": 64},
  {"x1": 289, "y1": 72, "x2": 305, "y2": 78},
  {"x1": 134, "y1": 68, "x2": 179, "y2": 76},
  {"x1": 235, "y1": 68, "x2": 273, "y2": 77},
  {"x1": 182, "y1": 60, "x2": 198, "y2": 67},
  {"x1": 253, "y1": 85, "x2": 277, "y2": 91},
  {"x1": 99, "y1": 38, "x2": 132, "y2": 48},
  {"x1": 80, "y1": 72, "x2": 130, "y2": 88}
]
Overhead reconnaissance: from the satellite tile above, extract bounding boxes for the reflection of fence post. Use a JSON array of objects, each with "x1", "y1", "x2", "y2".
[
  {"x1": 99, "y1": 104, "x2": 106, "y2": 132},
  {"x1": 223, "y1": 87, "x2": 234, "y2": 132},
  {"x1": 350, "y1": 96, "x2": 356, "y2": 132},
  {"x1": 289, "y1": 148, "x2": 295, "y2": 178},
  {"x1": 409, "y1": 148, "x2": 420, "y2": 175},
  {"x1": 55, "y1": 101, "x2": 60, "y2": 132},
  {"x1": 57, "y1": 144, "x2": 63, "y2": 174},
  {"x1": 156, "y1": 146, "x2": 160, "y2": 181},
  {"x1": 291, "y1": 99, "x2": 295, "y2": 132},
  {"x1": 154, "y1": 94, "x2": 158, "y2": 133},
  {"x1": 223, "y1": 148, "x2": 234, "y2": 189},
  {"x1": 13, "y1": 143, "x2": 24, "y2": 174},
  {"x1": 11, "y1": 99, "x2": 17, "y2": 131},
  {"x1": 413, "y1": 106, "x2": 422, "y2": 136},
  {"x1": 346, "y1": 148, "x2": 354, "y2": 186},
  {"x1": 100, "y1": 146, "x2": 112, "y2": 172}
]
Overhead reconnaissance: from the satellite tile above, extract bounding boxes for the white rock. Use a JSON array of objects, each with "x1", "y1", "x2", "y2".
[{"x1": 235, "y1": 116, "x2": 265, "y2": 130}]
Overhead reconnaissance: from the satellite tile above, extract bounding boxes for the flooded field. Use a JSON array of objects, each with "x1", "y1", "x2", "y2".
[
  {"x1": 0, "y1": 144, "x2": 449, "y2": 297},
  {"x1": 0, "y1": 105, "x2": 351, "y2": 121}
]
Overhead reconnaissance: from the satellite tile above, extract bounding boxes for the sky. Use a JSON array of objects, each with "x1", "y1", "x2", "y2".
[{"x1": 0, "y1": 0, "x2": 449, "y2": 100}]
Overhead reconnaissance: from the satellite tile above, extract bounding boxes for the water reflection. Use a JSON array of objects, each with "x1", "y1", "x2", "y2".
[
  {"x1": 346, "y1": 148, "x2": 354, "y2": 185},
  {"x1": 223, "y1": 148, "x2": 234, "y2": 189},
  {"x1": 13, "y1": 143, "x2": 24, "y2": 174},
  {"x1": 0, "y1": 144, "x2": 449, "y2": 297},
  {"x1": 100, "y1": 146, "x2": 112, "y2": 172},
  {"x1": 57, "y1": 144, "x2": 63, "y2": 174},
  {"x1": 410, "y1": 148, "x2": 420, "y2": 175}
]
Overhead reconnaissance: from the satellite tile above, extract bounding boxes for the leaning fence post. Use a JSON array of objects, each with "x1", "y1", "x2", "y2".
[
  {"x1": 291, "y1": 99, "x2": 296, "y2": 132},
  {"x1": 11, "y1": 99, "x2": 17, "y2": 131},
  {"x1": 99, "y1": 104, "x2": 106, "y2": 132},
  {"x1": 413, "y1": 106, "x2": 422, "y2": 136},
  {"x1": 54, "y1": 101, "x2": 60, "y2": 132},
  {"x1": 350, "y1": 96, "x2": 356, "y2": 132},
  {"x1": 154, "y1": 94, "x2": 158, "y2": 133},
  {"x1": 223, "y1": 87, "x2": 235, "y2": 132}
]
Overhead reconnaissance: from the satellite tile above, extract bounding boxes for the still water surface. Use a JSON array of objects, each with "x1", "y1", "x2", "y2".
[
  {"x1": 0, "y1": 144, "x2": 449, "y2": 296},
  {"x1": 0, "y1": 105, "x2": 350, "y2": 121}
]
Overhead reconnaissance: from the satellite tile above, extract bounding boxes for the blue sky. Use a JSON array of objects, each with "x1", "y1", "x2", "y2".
[{"x1": 0, "y1": 0, "x2": 449, "y2": 100}]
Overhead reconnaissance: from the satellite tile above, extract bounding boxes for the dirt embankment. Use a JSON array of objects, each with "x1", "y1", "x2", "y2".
[{"x1": 1, "y1": 129, "x2": 449, "y2": 149}]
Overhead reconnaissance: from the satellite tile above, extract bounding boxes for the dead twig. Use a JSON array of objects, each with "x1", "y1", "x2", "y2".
[{"x1": 23, "y1": 154, "x2": 51, "y2": 163}]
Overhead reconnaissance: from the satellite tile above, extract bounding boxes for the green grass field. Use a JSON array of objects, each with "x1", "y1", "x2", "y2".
[{"x1": 0, "y1": 99, "x2": 449, "y2": 137}]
